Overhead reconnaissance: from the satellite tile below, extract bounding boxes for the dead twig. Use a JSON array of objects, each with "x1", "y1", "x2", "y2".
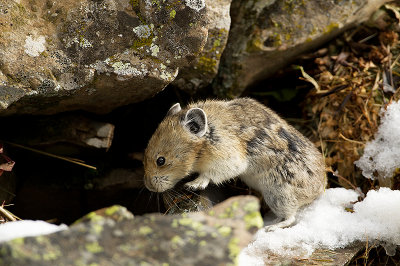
[{"x1": 3, "y1": 141, "x2": 97, "y2": 170}]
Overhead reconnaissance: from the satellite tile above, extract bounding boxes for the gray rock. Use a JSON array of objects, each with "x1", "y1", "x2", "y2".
[
  {"x1": 172, "y1": 0, "x2": 232, "y2": 94},
  {"x1": 0, "y1": 0, "x2": 208, "y2": 115},
  {"x1": 213, "y1": 0, "x2": 390, "y2": 98},
  {"x1": 0, "y1": 196, "x2": 263, "y2": 265}
]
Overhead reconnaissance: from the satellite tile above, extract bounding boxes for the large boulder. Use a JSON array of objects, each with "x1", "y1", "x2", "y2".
[
  {"x1": 0, "y1": 0, "x2": 391, "y2": 114},
  {"x1": 213, "y1": 0, "x2": 391, "y2": 97},
  {"x1": 0, "y1": 0, "x2": 208, "y2": 115},
  {"x1": 172, "y1": 0, "x2": 232, "y2": 94},
  {"x1": 0, "y1": 196, "x2": 263, "y2": 265}
]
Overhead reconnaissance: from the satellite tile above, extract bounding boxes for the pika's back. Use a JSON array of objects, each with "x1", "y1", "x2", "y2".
[
  {"x1": 185, "y1": 98, "x2": 304, "y2": 149},
  {"x1": 187, "y1": 98, "x2": 325, "y2": 184},
  {"x1": 185, "y1": 98, "x2": 278, "y2": 132}
]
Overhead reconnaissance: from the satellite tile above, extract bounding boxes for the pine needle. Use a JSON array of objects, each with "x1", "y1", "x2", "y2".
[{"x1": 4, "y1": 141, "x2": 97, "y2": 170}]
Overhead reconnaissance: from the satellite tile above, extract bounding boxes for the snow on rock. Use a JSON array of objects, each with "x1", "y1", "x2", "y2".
[
  {"x1": 0, "y1": 220, "x2": 67, "y2": 243},
  {"x1": 355, "y1": 100, "x2": 400, "y2": 179},
  {"x1": 239, "y1": 188, "x2": 400, "y2": 265}
]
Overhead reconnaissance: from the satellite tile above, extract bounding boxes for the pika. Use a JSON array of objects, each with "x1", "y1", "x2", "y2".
[{"x1": 144, "y1": 98, "x2": 326, "y2": 231}]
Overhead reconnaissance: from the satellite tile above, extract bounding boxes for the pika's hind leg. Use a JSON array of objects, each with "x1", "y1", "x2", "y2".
[
  {"x1": 262, "y1": 189, "x2": 298, "y2": 231},
  {"x1": 264, "y1": 215, "x2": 296, "y2": 232}
]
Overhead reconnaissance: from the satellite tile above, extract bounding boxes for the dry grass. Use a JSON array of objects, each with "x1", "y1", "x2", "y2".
[
  {"x1": 300, "y1": 3, "x2": 400, "y2": 263},
  {"x1": 303, "y1": 3, "x2": 400, "y2": 192}
]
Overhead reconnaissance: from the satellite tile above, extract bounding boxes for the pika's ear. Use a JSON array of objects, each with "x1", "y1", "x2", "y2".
[
  {"x1": 183, "y1": 108, "x2": 207, "y2": 137},
  {"x1": 166, "y1": 103, "x2": 181, "y2": 116}
]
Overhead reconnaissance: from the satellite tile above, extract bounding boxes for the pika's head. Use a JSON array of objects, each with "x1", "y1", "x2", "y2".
[{"x1": 144, "y1": 103, "x2": 207, "y2": 192}]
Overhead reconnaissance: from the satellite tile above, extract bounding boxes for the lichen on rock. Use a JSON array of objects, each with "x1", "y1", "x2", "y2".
[
  {"x1": 0, "y1": 0, "x2": 208, "y2": 115},
  {"x1": 0, "y1": 196, "x2": 262, "y2": 265},
  {"x1": 213, "y1": 0, "x2": 391, "y2": 98}
]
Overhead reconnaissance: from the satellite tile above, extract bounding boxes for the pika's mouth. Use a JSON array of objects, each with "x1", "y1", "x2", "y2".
[{"x1": 174, "y1": 173, "x2": 200, "y2": 189}]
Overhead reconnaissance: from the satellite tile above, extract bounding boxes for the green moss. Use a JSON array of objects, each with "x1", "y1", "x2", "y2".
[
  {"x1": 190, "y1": 221, "x2": 203, "y2": 231},
  {"x1": 243, "y1": 201, "x2": 259, "y2": 212},
  {"x1": 92, "y1": 224, "x2": 104, "y2": 235},
  {"x1": 213, "y1": 39, "x2": 221, "y2": 48},
  {"x1": 170, "y1": 235, "x2": 184, "y2": 247},
  {"x1": 197, "y1": 56, "x2": 217, "y2": 74},
  {"x1": 42, "y1": 248, "x2": 62, "y2": 261},
  {"x1": 244, "y1": 211, "x2": 264, "y2": 230},
  {"x1": 11, "y1": 238, "x2": 24, "y2": 245},
  {"x1": 228, "y1": 237, "x2": 240, "y2": 265},
  {"x1": 35, "y1": 236, "x2": 47, "y2": 244},
  {"x1": 218, "y1": 226, "x2": 232, "y2": 237},
  {"x1": 197, "y1": 231, "x2": 207, "y2": 238},
  {"x1": 75, "y1": 211, "x2": 103, "y2": 224},
  {"x1": 118, "y1": 243, "x2": 133, "y2": 253},
  {"x1": 219, "y1": 200, "x2": 239, "y2": 219},
  {"x1": 139, "y1": 226, "x2": 153, "y2": 235},
  {"x1": 169, "y1": 10, "x2": 176, "y2": 19},
  {"x1": 284, "y1": 0, "x2": 306, "y2": 13},
  {"x1": 132, "y1": 33, "x2": 154, "y2": 50},
  {"x1": 185, "y1": 230, "x2": 196, "y2": 237},
  {"x1": 199, "y1": 240, "x2": 207, "y2": 247},
  {"x1": 85, "y1": 242, "x2": 103, "y2": 254},
  {"x1": 129, "y1": 0, "x2": 139, "y2": 8},
  {"x1": 171, "y1": 219, "x2": 179, "y2": 228},
  {"x1": 324, "y1": 23, "x2": 339, "y2": 34},
  {"x1": 178, "y1": 217, "x2": 193, "y2": 226},
  {"x1": 104, "y1": 205, "x2": 120, "y2": 216},
  {"x1": 7, "y1": 239, "x2": 40, "y2": 260},
  {"x1": 10, "y1": 3, "x2": 27, "y2": 28}
]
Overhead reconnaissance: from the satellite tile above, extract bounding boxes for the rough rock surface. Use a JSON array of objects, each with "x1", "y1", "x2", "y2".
[
  {"x1": 172, "y1": 0, "x2": 232, "y2": 94},
  {"x1": 0, "y1": 195, "x2": 263, "y2": 265},
  {"x1": 0, "y1": 0, "x2": 208, "y2": 115},
  {"x1": 0, "y1": 0, "x2": 391, "y2": 113},
  {"x1": 213, "y1": 0, "x2": 391, "y2": 97}
]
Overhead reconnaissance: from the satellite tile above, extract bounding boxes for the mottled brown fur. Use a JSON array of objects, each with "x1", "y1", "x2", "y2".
[{"x1": 144, "y1": 98, "x2": 326, "y2": 230}]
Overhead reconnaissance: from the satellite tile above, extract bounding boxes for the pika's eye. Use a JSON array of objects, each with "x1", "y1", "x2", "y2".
[{"x1": 156, "y1": 157, "x2": 165, "y2": 166}]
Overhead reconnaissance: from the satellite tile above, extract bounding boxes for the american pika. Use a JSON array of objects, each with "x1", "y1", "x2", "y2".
[{"x1": 144, "y1": 98, "x2": 326, "y2": 231}]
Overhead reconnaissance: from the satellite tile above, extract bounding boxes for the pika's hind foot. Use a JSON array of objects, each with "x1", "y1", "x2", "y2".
[{"x1": 264, "y1": 215, "x2": 296, "y2": 232}]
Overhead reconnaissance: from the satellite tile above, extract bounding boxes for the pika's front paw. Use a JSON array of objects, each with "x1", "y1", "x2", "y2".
[{"x1": 184, "y1": 177, "x2": 210, "y2": 191}]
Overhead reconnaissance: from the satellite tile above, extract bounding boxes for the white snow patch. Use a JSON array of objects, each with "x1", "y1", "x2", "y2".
[
  {"x1": 239, "y1": 188, "x2": 400, "y2": 265},
  {"x1": 355, "y1": 100, "x2": 400, "y2": 179},
  {"x1": 24, "y1": 35, "x2": 46, "y2": 57},
  {"x1": 185, "y1": 0, "x2": 205, "y2": 12},
  {"x1": 0, "y1": 220, "x2": 68, "y2": 243}
]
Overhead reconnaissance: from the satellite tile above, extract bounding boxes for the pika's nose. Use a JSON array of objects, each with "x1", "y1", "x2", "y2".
[{"x1": 144, "y1": 176, "x2": 157, "y2": 192}]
